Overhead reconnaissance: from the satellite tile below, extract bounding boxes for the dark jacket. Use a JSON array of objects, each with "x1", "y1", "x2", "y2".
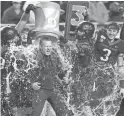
[{"x1": 30, "y1": 49, "x2": 64, "y2": 90}]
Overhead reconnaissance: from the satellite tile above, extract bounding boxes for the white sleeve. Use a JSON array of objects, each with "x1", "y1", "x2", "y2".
[{"x1": 23, "y1": 1, "x2": 40, "y2": 24}]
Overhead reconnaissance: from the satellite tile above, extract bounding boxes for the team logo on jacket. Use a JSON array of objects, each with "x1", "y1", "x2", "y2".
[{"x1": 100, "y1": 35, "x2": 106, "y2": 42}]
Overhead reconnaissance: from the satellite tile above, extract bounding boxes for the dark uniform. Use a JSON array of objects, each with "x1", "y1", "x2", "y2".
[
  {"x1": 91, "y1": 29, "x2": 124, "y2": 115},
  {"x1": 64, "y1": 22, "x2": 95, "y2": 115},
  {"x1": 95, "y1": 29, "x2": 124, "y2": 64}
]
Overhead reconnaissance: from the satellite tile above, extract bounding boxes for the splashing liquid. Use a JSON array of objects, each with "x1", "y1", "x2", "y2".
[{"x1": 1, "y1": 43, "x2": 123, "y2": 116}]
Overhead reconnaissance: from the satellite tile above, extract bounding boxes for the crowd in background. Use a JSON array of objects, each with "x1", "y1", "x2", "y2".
[{"x1": 1, "y1": 1, "x2": 124, "y2": 24}]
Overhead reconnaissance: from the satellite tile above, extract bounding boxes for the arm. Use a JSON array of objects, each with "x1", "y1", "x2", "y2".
[
  {"x1": 15, "y1": 12, "x2": 30, "y2": 33},
  {"x1": 15, "y1": 4, "x2": 35, "y2": 33}
]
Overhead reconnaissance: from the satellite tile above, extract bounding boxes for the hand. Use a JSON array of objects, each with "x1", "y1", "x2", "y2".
[
  {"x1": 32, "y1": 82, "x2": 41, "y2": 90},
  {"x1": 25, "y1": 4, "x2": 35, "y2": 14}
]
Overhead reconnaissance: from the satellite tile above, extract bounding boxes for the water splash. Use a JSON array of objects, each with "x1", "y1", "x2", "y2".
[
  {"x1": 1, "y1": 43, "x2": 39, "y2": 116},
  {"x1": 53, "y1": 44, "x2": 123, "y2": 116},
  {"x1": 8, "y1": 44, "x2": 39, "y2": 72},
  {"x1": 1, "y1": 43, "x2": 123, "y2": 116}
]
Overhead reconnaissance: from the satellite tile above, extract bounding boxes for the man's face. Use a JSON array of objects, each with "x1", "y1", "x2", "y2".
[
  {"x1": 41, "y1": 40, "x2": 53, "y2": 56},
  {"x1": 77, "y1": 24, "x2": 93, "y2": 40},
  {"x1": 107, "y1": 28, "x2": 118, "y2": 40}
]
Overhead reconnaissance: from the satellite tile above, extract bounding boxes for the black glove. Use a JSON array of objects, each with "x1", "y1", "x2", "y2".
[{"x1": 25, "y1": 4, "x2": 35, "y2": 14}]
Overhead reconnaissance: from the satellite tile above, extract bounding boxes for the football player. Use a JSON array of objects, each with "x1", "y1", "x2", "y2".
[
  {"x1": 65, "y1": 22, "x2": 95, "y2": 116},
  {"x1": 95, "y1": 22, "x2": 124, "y2": 66},
  {"x1": 91, "y1": 22, "x2": 124, "y2": 115},
  {"x1": 1, "y1": 4, "x2": 35, "y2": 116},
  {"x1": 1, "y1": 26, "x2": 21, "y2": 116},
  {"x1": 75, "y1": 21, "x2": 95, "y2": 44}
]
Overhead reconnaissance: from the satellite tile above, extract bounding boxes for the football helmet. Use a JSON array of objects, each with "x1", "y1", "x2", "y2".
[
  {"x1": 75, "y1": 22, "x2": 95, "y2": 41},
  {"x1": 1, "y1": 26, "x2": 20, "y2": 45}
]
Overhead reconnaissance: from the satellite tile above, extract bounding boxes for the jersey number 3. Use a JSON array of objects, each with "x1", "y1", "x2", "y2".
[{"x1": 100, "y1": 48, "x2": 111, "y2": 61}]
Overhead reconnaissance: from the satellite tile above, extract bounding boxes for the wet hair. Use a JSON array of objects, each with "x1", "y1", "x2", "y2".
[{"x1": 39, "y1": 35, "x2": 53, "y2": 45}]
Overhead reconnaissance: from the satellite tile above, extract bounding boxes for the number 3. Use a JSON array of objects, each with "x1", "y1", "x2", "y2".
[
  {"x1": 71, "y1": 5, "x2": 86, "y2": 25},
  {"x1": 100, "y1": 49, "x2": 111, "y2": 61}
]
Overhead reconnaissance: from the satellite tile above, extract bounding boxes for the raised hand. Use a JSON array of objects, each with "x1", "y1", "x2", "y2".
[{"x1": 25, "y1": 4, "x2": 35, "y2": 14}]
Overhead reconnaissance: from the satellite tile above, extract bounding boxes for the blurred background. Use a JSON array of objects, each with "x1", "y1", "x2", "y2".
[
  {"x1": 1, "y1": 1, "x2": 124, "y2": 40},
  {"x1": 1, "y1": 1, "x2": 124, "y2": 24}
]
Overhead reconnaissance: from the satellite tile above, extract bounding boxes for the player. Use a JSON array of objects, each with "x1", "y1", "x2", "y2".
[
  {"x1": 75, "y1": 21, "x2": 95, "y2": 43},
  {"x1": 64, "y1": 22, "x2": 96, "y2": 116},
  {"x1": 1, "y1": 26, "x2": 21, "y2": 116},
  {"x1": 90, "y1": 22, "x2": 124, "y2": 115},
  {"x1": 1, "y1": 4, "x2": 35, "y2": 116},
  {"x1": 95, "y1": 22, "x2": 124, "y2": 66},
  {"x1": 67, "y1": 21, "x2": 95, "y2": 68}
]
